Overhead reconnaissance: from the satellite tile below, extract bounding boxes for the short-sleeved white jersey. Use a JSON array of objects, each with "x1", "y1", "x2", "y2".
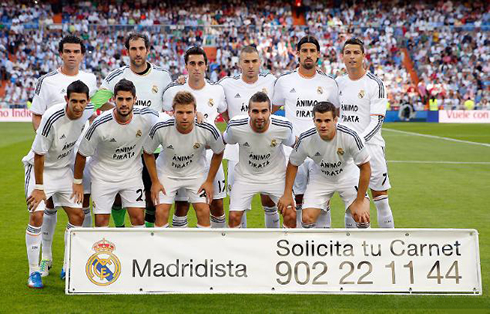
[
  {"x1": 23, "y1": 102, "x2": 94, "y2": 169},
  {"x1": 219, "y1": 73, "x2": 276, "y2": 118},
  {"x1": 273, "y1": 69, "x2": 340, "y2": 136},
  {"x1": 336, "y1": 72, "x2": 387, "y2": 146},
  {"x1": 289, "y1": 124, "x2": 370, "y2": 183},
  {"x1": 162, "y1": 81, "x2": 227, "y2": 126},
  {"x1": 223, "y1": 115, "x2": 295, "y2": 184},
  {"x1": 101, "y1": 63, "x2": 172, "y2": 111},
  {"x1": 31, "y1": 69, "x2": 97, "y2": 115},
  {"x1": 143, "y1": 119, "x2": 225, "y2": 179},
  {"x1": 78, "y1": 107, "x2": 160, "y2": 182},
  {"x1": 219, "y1": 73, "x2": 276, "y2": 161}
]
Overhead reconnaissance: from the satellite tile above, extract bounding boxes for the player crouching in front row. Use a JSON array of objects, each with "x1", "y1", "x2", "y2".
[
  {"x1": 278, "y1": 102, "x2": 371, "y2": 228},
  {"x1": 143, "y1": 91, "x2": 225, "y2": 228},
  {"x1": 223, "y1": 92, "x2": 296, "y2": 228},
  {"x1": 24, "y1": 80, "x2": 94, "y2": 288}
]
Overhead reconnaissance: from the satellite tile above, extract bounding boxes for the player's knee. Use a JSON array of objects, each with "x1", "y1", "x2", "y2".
[
  {"x1": 29, "y1": 212, "x2": 44, "y2": 227},
  {"x1": 302, "y1": 210, "x2": 317, "y2": 225},
  {"x1": 228, "y1": 212, "x2": 242, "y2": 227},
  {"x1": 210, "y1": 199, "x2": 224, "y2": 216},
  {"x1": 371, "y1": 190, "x2": 388, "y2": 198},
  {"x1": 70, "y1": 209, "x2": 85, "y2": 226},
  {"x1": 175, "y1": 201, "x2": 190, "y2": 215},
  {"x1": 283, "y1": 209, "x2": 296, "y2": 226}
]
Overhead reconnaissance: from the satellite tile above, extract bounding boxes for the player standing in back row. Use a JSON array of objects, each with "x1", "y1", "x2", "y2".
[
  {"x1": 273, "y1": 36, "x2": 340, "y2": 228},
  {"x1": 336, "y1": 38, "x2": 394, "y2": 228},
  {"x1": 219, "y1": 45, "x2": 279, "y2": 228},
  {"x1": 92, "y1": 33, "x2": 173, "y2": 228}
]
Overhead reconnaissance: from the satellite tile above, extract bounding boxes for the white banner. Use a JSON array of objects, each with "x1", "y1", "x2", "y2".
[
  {"x1": 66, "y1": 229, "x2": 481, "y2": 295},
  {"x1": 0, "y1": 109, "x2": 32, "y2": 122},
  {"x1": 439, "y1": 110, "x2": 490, "y2": 123}
]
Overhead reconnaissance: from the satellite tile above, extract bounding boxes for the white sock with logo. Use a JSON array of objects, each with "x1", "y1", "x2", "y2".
[
  {"x1": 26, "y1": 224, "x2": 42, "y2": 274},
  {"x1": 264, "y1": 206, "x2": 280, "y2": 228},
  {"x1": 172, "y1": 214, "x2": 188, "y2": 228},
  {"x1": 374, "y1": 195, "x2": 395, "y2": 228},
  {"x1": 82, "y1": 207, "x2": 92, "y2": 227},
  {"x1": 41, "y1": 208, "x2": 57, "y2": 261},
  {"x1": 210, "y1": 214, "x2": 226, "y2": 228}
]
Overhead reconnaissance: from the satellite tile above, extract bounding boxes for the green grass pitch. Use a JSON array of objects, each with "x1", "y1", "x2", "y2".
[{"x1": 0, "y1": 121, "x2": 489, "y2": 313}]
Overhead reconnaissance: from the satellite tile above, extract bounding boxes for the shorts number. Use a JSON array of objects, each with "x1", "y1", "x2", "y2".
[
  {"x1": 217, "y1": 179, "x2": 226, "y2": 194},
  {"x1": 382, "y1": 173, "x2": 387, "y2": 185},
  {"x1": 136, "y1": 188, "x2": 144, "y2": 201}
]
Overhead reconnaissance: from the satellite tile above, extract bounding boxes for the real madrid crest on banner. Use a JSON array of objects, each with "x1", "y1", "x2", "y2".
[
  {"x1": 358, "y1": 89, "x2": 365, "y2": 99},
  {"x1": 208, "y1": 98, "x2": 214, "y2": 107},
  {"x1": 152, "y1": 85, "x2": 158, "y2": 94},
  {"x1": 85, "y1": 238, "x2": 121, "y2": 286},
  {"x1": 317, "y1": 86, "x2": 323, "y2": 94}
]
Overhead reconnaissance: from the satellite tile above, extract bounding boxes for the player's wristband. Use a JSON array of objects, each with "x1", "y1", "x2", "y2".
[
  {"x1": 34, "y1": 184, "x2": 44, "y2": 191},
  {"x1": 73, "y1": 178, "x2": 83, "y2": 185}
]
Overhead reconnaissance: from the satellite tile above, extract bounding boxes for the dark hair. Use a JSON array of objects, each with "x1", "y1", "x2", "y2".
[
  {"x1": 312, "y1": 102, "x2": 337, "y2": 119},
  {"x1": 240, "y1": 45, "x2": 259, "y2": 58},
  {"x1": 248, "y1": 91, "x2": 271, "y2": 109},
  {"x1": 184, "y1": 46, "x2": 208, "y2": 65},
  {"x1": 341, "y1": 38, "x2": 365, "y2": 54},
  {"x1": 58, "y1": 35, "x2": 86, "y2": 54},
  {"x1": 172, "y1": 91, "x2": 196, "y2": 110},
  {"x1": 297, "y1": 36, "x2": 320, "y2": 52},
  {"x1": 125, "y1": 33, "x2": 151, "y2": 50},
  {"x1": 66, "y1": 80, "x2": 90, "y2": 99},
  {"x1": 114, "y1": 79, "x2": 136, "y2": 97}
]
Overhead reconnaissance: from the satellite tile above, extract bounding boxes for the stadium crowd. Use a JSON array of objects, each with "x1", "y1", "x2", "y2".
[{"x1": 0, "y1": 0, "x2": 489, "y2": 110}]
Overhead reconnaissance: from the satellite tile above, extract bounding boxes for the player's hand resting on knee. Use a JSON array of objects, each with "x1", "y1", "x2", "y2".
[
  {"x1": 27, "y1": 189, "x2": 47, "y2": 212},
  {"x1": 349, "y1": 198, "x2": 370, "y2": 224},
  {"x1": 151, "y1": 181, "x2": 166, "y2": 205},
  {"x1": 198, "y1": 180, "x2": 214, "y2": 204},
  {"x1": 278, "y1": 194, "x2": 295, "y2": 215}
]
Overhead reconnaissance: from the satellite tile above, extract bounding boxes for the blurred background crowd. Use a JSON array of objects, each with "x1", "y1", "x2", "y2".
[{"x1": 0, "y1": 0, "x2": 488, "y2": 110}]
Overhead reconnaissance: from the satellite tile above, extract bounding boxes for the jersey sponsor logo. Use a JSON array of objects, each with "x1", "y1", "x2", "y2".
[
  {"x1": 243, "y1": 142, "x2": 250, "y2": 147},
  {"x1": 113, "y1": 144, "x2": 136, "y2": 160},
  {"x1": 166, "y1": 145, "x2": 174, "y2": 150},
  {"x1": 85, "y1": 238, "x2": 121, "y2": 286},
  {"x1": 295, "y1": 99, "x2": 321, "y2": 118},
  {"x1": 358, "y1": 89, "x2": 365, "y2": 99},
  {"x1": 240, "y1": 103, "x2": 249, "y2": 112},
  {"x1": 341, "y1": 115, "x2": 360, "y2": 123},
  {"x1": 319, "y1": 160, "x2": 344, "y2": 176},
  {"x1": 290, "y1": 88, "x2": 296, "y2": 93},
  {"x1": 337, "y1": 147, "x2": 345, "y2": 155},
  {"x1": 110, "y1": 138, "x2": 117, "y2": 142},
  {"x1": 208, "y1": 98, "x2": 214, "y2": 107},
  {"x1": 60, "y1": 134, "x2": 66, "y2": 139},
  {"x1": 317, "y1": 86, "x2": 323, "y2": 94},
  {"x1": 193, "y1": 143, "x2": 201, "y2": 149},
  {"x1": 341, "y1": 104, "x2": 359, "y2": 112},
  {"x1": 270, "y1": 139, "x2": 277, "y2": 147},
  {"x1": 152, "y1": 85, "x2": 158, "y2": 94},
  {"x1": 314, "y1": 152, "x2": 321, "y2": 157},
  {"x1": 136, "y1": 130, "x2": 142, "y2": 138},
  {"x1": 135, "y1": 99, "x2": 152, "y2": 107},
  {"x1": 234, "y1": 93, "x2": 241, "y2": 98},
  {"x1": 248, "y1": 152, "x2": 271, "y2": 169},
  {"x1": 172, "y1": 154, "x2": 194, "y2": 169}
]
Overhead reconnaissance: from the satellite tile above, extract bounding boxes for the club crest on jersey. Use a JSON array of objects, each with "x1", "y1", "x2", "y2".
[
  {"x1": 358, "y1": 90, "x2": 365, "y2": 99},
  {"x1": 193, "y1": 143, "x2": 201, "y2": 149},
  {"x1": 85, "y1": 238, "x2": 121, "y2": 286},
  {"x1": 317, "y1": 86, "x2": 323, "y2": 94},
  {"x1": 136, "y1": 130, "x2": 142, "y2": 137},
  {"x1": 337, "y1": 148, "x2": 344, "y2": 155},
  {"x1": 208, "y1": 98, "x2": 214, "y2": 107},
  {"x1": 270, "y1": 139, "x2": 277, "y2": 147},
  {"x1": 152, "y1": 85, "x2": 158, "y2": 94}
]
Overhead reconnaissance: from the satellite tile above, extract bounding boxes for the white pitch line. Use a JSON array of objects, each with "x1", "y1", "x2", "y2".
[
  {"x1": 388, "y1": 160, "x2": 490, "y2": 165},
  {"x1": 383, "y1": 128, "x2": 490, "y2": 148}
]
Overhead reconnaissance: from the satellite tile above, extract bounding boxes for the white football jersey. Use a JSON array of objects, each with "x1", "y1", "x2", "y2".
[
  {"x1": 336, "y1": 72, "x2": 387, "y2": 146},
  {"x1": 289, "y1": 124, "x2": 370, "y2": 183},
  {"x1": 31, "y1": 69, "x2": 97, "y2": 115},
  {"x1": 23, "y1": 102, "x2": 94, "y2": 169},
  {"x1": 223, "y1": 115, "x2": 295, "y2": 184},
  {"x1": 162, "y1": 80, "x2": 227, "y2": 126},
  {"x1": 273, "y1": 69, "x2": 340, "y2": 136},
  {"x1": 143, "y1": 119, "x2": 225, "y2": 179},
  {"x1": 78, "y1": 107, "x2": 160, "y2": 182},
  {"x1": 219, "y1": 73, "x2": 276, "y2": 161},
  {"x1": 101, "y1": 63, "x2": 172, "y2": 111}
]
